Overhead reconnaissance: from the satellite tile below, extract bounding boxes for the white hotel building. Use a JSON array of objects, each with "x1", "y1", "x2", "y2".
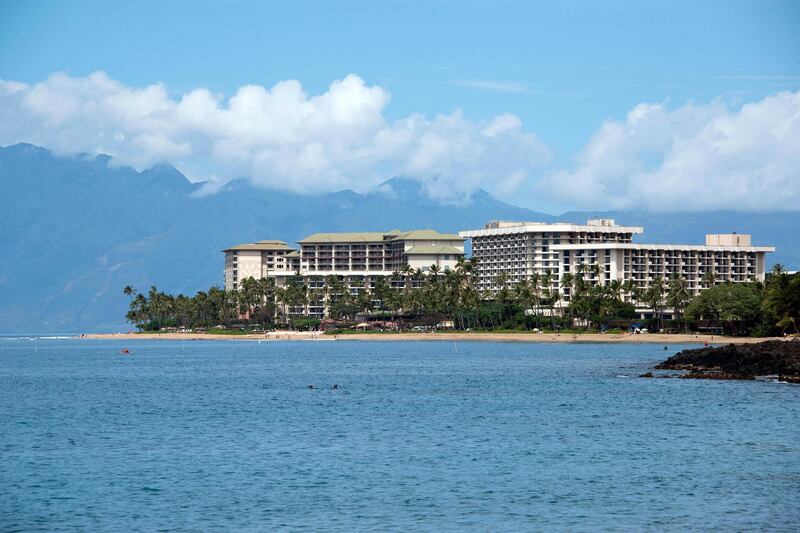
[{"x1": 459, "y1": 219, "x2": 774, "y2": 307}]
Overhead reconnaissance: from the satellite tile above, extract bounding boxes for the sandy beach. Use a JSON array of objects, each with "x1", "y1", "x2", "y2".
[{"x1": 80, "y1": 331, "x2": 787, "y2": 344}]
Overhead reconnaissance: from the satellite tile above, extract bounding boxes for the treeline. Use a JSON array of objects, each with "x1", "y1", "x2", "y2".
[{"x1": 124, "y1": 261, "x2": 800, "y2": 335}]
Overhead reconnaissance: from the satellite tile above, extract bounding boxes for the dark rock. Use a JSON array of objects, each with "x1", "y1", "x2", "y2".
[
  {"x1": 639, "y1": 372, "x2": 654, "y2": 378},
  {"x1": 656, "y1": 340, "x2": 800, "y2": 382}
]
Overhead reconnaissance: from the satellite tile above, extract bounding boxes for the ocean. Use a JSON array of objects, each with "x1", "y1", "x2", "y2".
[{"x1": 1, "y1": 338, "x2": 798, "y2": 531}]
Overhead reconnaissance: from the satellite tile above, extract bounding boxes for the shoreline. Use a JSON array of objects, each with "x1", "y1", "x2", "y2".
[{"x1": 79, "y1": 331, "x2": 787, "y2": 344}]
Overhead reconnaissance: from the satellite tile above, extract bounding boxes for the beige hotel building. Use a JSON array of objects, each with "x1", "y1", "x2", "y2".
[{"x1": 224, "y1": 229, "x2": 465, "y2": 315}]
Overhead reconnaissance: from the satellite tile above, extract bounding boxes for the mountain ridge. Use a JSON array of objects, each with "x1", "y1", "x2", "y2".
[{"x1": 0, "y1": 143, "x2": 796, "y2": 333}]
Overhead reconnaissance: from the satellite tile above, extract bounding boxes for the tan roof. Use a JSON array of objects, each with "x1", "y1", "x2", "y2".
[
  {"x1": 223, "y1": 240, "x2": 295, "y2": 252},
  {"x1": 285, "y1": 250, "x2": 301, "y2": 257},
  {"x1": 404, "y1": 245, "x2": 464, "y2": 255}
]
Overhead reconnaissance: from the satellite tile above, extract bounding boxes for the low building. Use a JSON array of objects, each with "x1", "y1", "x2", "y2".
[
  {"x1": 223, "y1": 229, "x2": 465, "y2": 316},
  {"x1": 297, "y1": 229, "x2": 464, "y2": 275},
  {"x1": 552, "y1": 234, "x2": 773, "y2": 300}
]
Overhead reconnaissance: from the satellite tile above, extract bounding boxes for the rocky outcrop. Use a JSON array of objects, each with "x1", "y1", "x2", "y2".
[{"x1": 655, "y1": 340, "x2": 800, "y2": 382}]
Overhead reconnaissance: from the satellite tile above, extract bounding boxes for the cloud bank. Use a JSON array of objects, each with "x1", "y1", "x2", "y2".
[
  {"x1": 543, "y1": 92, "x2": 800, "y2": 211},
  {"x1": 0, "y1": 71, "x2": 798, "y2": 211},
  {"x1": 0, "y1": 71, "x2": 549, "y2": 204}
]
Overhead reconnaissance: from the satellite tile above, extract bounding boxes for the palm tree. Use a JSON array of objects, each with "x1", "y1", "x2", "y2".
[
  {"x1": 514, "y1": 278, "x2": 530, "y2": 309},
  {"x1": 770, "y1": 263, "x2": 786, "y2": 276},
  {"x1": 147, "y1": 285, "x2": 163, "y2": 331},
  {"x1": 590, "y1": 263, "x2": 602, "y2": 286},
  {"x1": 192, "y1": 290, "x2": 213, "y2": 329},
  {"x1": 239, "y1": 276, "x2": 262, "y2": 320},
  {"x1": 702, "y1": 269, "x2": 718, "y2": 288},
  {"x1": 123, "y1": 285, "x2": 136, "y2": 299},
  {"x1": 372, "y1": 276, "x2": 389, "y2": 312},
  {"x1": 559, "y1": 272, "x2": 574, "y2": 322},
  {"x1": 762, "y1": 267, "x2": 798, "y2": 334},
  {"x1": 494, "y1": 273, "x2": 511, "y2": 307},
  {"x1": 274, "y1": 286, "x2": 289, "y2": 324},
  {"x1": 125, "y1": 293, "x2": 148, "y2": 330},
  {"x1": 541, "y1": 271, "x2": 556, "y2": 328},
  {"x1": 606, "y1": 279, "x2": 623, "y2": 302},
  {"x1": 667, "y1": 275, "x2": 692, "y2": 330},
  {"x1": 575, "y1": 263, "x2": 589, "y2": 294},
  {"x1": 527, "y1": 272, "x2": 541, "y2": 324},
  {"x1": 645, "y1": 277, "x2": 667, "y2": 331},
  {"x1": 622, "y1": 279, "x2": 639, "y2": 305}
]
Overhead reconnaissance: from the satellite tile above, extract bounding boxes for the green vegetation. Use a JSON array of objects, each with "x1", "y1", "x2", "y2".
[
  {"x1": 684, "y1": 265, "x2": 800, "y2": 335},
  {"x1": 124, "y1": 262, "x2": 800, "y2": 336}
]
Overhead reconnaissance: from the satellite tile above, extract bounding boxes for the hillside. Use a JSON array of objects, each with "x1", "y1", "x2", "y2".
[{"x1": 0, "y1": 144, "x2": 795, "y2": 333}]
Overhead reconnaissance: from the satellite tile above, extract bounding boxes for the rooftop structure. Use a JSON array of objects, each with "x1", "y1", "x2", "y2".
[{"x1": 223, "y1": 240, "x2": 295, "y2": 252}]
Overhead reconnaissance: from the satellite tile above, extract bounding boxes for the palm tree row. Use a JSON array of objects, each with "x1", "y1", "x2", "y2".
[{"x1": 124, "y1": 262, "x2": 799, "y2": 334}]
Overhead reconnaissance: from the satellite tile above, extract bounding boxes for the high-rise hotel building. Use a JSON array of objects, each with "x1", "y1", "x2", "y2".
[
  {"x1": 459, "y1": 219, "x2": 644, "y2": 294},
  {"x1": 459, "y1": 219, "x2": 774, "y2": 304}
]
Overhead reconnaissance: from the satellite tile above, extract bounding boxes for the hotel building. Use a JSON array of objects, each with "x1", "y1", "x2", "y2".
[
  {"x1": 459, "y1": 219, "x2": 644, "y2": 294},
  {"x1": 223, "y1": 240, "x2": 300, "y2": 291},
  {"x1": 460, "y1": 219, "x2": 774, "y2": 309},
  {"x1": 224, "y1": 229, "x2": 465, "y2": 316}
]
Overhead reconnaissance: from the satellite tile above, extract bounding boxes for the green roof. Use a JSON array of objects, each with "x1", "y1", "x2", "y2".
[
  {"x1": 394, "y1": 229, "x2": 462, "y2": 240},
  {"x1": 223, "y1": 240, "x2": 295, "y2": 252},
  {"x1": 404, "y1": 245, "x2": 464, "y2": 255},
  {"x1": 298, "y1": 229, "x2": 463, "y2": 244},
  {"x1": 298, "y1": 232, "x2": 391, "y2": 243}
]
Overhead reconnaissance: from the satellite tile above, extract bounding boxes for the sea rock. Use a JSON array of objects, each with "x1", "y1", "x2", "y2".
[{"x1": 655, "y1": 340, "x2": 800, "y2": 382}]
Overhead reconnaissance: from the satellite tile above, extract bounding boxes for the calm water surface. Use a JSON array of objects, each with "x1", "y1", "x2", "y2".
[{"x1": 1, "y1": 339, "x2": 799, "y2": 531}]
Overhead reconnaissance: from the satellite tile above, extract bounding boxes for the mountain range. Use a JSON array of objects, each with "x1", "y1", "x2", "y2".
[{"x1": 1, "y1": 143, "x2": 797, "y2": 333}]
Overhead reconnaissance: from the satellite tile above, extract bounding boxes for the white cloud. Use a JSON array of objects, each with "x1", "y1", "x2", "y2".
[
  {"x1": 450, "y1": 79, "x2": 530, "y2": 94},
  {"x1": 0, "y1": 71, "x2": 550, "y2": 202},
  {"x1": 2, "y1": 72, "x2": 798, "y2": 212},
  {"x1": 540, "y1": 91, "x2": 800, "y2": 211}
]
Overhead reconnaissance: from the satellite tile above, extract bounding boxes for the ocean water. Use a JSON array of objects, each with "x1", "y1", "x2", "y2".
[{"x1": 1, "y1": 338, "x2": 798, "y2": 532}]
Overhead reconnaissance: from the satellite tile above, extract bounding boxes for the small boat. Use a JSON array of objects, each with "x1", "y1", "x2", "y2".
[{"x1": 120, "y1": 348, "x2": 131, "y2": 355}]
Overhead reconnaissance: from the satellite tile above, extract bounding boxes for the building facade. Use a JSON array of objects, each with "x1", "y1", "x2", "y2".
[
  {"x1": 297, "y1": 229, "x2": 464, "y2": 275},
  {"x1": 223, "y1": 229, "x2": 465, "y2": 316},
  {"x1": 460, "y1": 219, "x2": 775, "y2": 312},
  {"x1": 459, "y1": 219, "x2": 644, "y2": 294},
  {"x1": 223, "y1": 240, "x2": 300, "y2": 291},
  {"x1": 552, "y1": 233, "x2": 773, "y2": 304}
]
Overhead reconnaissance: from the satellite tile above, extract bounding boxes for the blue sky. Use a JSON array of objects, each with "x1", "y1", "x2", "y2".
[{"x1": 1, "y1": 0, "x2": 799, "y2": 212}]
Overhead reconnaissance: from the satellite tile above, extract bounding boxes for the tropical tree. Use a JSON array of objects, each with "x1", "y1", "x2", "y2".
[
  {"x1": 644, "y1": 277, "x2": 667, "y2": 330},
  {"x1": 762, "y1": 269, "x2": 800, "y2": 334},
  {"x1": 667, "y1": 275, "x2": 692, "y2": 330},
  {"x1": 686, "y1": 282, "x2": 764, "y2": 335},
  {"x1": 701, "y1": 269, "x2": 718, "y2": 288}
]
